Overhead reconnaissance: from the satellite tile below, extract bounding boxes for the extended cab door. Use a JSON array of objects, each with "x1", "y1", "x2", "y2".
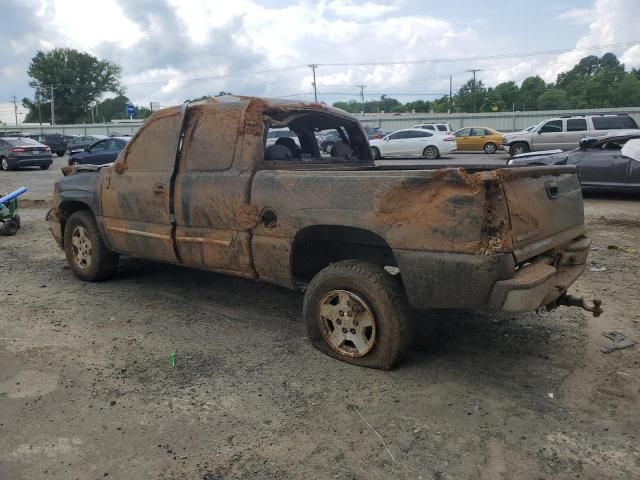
[
  {"x1": 535, "y1": 119, "x2": 564, "y2": 150},
  {"x1": 172, "y1": 102, "x2": 256, "y2": 276},
  {"x1": 100, "y1": 107, "x2": 184, "y2": 263}
]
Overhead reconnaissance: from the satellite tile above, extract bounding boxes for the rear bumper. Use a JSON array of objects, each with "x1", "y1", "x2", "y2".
[
  {"x1": 395, "y1": 235, "x2": 590, "y2": 312},
  {"x1": 488, "y1": 236, "x2": 590, "y2": 312},
  {"x1": 9, "y1": 156, "x2": 53, "y2": 168}
]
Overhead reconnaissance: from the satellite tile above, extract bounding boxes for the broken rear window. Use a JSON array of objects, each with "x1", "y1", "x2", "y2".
[{"x1": 262, "y1": 109, "x2": 371, "y2": 164}]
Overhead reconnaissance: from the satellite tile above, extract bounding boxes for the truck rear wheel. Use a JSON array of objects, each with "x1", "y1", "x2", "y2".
[
  {"x1": 303, "y1": 260, "x2": 414, "y2": 370},
  {"x1": 63, "y1": 210, "x2": 118, "y2": 282}
]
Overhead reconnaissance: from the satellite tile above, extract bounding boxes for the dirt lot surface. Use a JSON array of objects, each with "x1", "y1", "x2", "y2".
[{"x1": 1, "y1": 162, "x2": 639, "y2": 479}]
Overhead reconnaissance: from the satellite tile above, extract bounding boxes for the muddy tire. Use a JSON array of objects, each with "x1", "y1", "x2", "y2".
[
  {"x1": 324, "y1": 142, "x2": 335, "y2": 154},
  {"x1": 63, "y1": 210, "x2": 118, "y2": 282},
  {"x1": 303, "y1": 260, "x2": 414, "y2": 370},
  {"x1": 371, "y1": 147, "x2": 381, "y2": 160},
  {"x1": 423, "y1": 145, "x2": 439, "y2": 159},
  {"x1": 509, "y1": 142, "x2": 529, "y2": 156},
  {"x1": 483, "y1": 142, "x2": 497, "y2": 154}
]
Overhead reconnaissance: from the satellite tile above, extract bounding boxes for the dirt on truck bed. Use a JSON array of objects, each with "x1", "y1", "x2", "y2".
[{"x1": 1, "y1": 197, "x2": 639, "y2": 480}]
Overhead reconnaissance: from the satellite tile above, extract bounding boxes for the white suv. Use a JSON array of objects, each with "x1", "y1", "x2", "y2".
[{"x1": 413, "y1": 123, "x2": 452, "y2": 135}]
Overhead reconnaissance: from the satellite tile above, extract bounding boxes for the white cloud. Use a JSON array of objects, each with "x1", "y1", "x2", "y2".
[
  {"x1": 541, "y1": 0, "x2": 640, "y2": 82},
  {"x1": 621, "y1": 44, "x2": 640, "y2": 68},
  {"x1": 557, "y1": 8, "x2": 594, "y2": 24}
]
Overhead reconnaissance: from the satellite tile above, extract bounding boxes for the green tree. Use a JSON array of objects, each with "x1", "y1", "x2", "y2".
[
  {"x1": 22, "y1": 48, "x2": 122, "y2": 124},
  {"x1": 614, "y1": 74, "x2": 640, "y2": 107},
  {"x1": 456, "y1": 78, "x2": 487, "y2": 112},
  {"x1": 518, "y1": 76, "x2": 547, "y2": 110},
  {"x1": 536, "y1": 88, "x2": 569, "y2": 110},
  {"x1": 481, "y1": 88, "x2": 507, "y2": 112},
  {"x1": 494, "y1": 81, "x2": 519, "y2": 109},
  {"x1": 404, "y1": 99, "x2": 431, "y2": 112}
]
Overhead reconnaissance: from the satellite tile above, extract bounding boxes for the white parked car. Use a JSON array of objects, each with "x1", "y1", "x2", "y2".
[
  {"x1": 413, "y1": 123, "x2": 452, "y2": 135},
  {"x1": 370, "y1": 128, "x2": 456, "y2": 160},
  {"x1": 265, "y1": 127, "x2": 300, "y2": 147}
]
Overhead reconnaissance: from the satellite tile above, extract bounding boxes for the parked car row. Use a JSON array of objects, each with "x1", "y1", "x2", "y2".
[{"x1": 508, "y1": 132, "x2": 640, "y2": 192}]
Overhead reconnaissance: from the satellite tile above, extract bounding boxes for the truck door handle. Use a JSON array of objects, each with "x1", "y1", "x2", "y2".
[
  {"x1": 152, "y1": 183, "x2": 167, "y2": 195},
  {"x1": 545, "y1": 181, "x2": 559, "y2": 199}
]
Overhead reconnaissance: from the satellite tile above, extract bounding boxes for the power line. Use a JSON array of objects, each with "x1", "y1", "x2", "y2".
[{"x1": 312, "y1": 41, "x2": 640, "y2": 67}]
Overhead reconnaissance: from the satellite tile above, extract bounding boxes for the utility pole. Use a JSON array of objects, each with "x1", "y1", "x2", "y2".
[
  {"x1": 308, "y1": 64, "x2": 318, "y2": 102},
  {"x1": 466, "y1": 69, "x2": 482, "y2": 113},
  {"x1": 37, "y1": 89, "x2": 42, "y2": 126},
  {"x1": 356, "y1": 85, "x2": 366, "y2": 116},
  {"x1": 449, "y1": 75, "x2": 453, "y2": 114},
  {"x1": 50, "y1": 85, "x2": 56, "y2": 125},
  {"x1": 12, "y1": 96, "x2": 18, "y2": 125}
]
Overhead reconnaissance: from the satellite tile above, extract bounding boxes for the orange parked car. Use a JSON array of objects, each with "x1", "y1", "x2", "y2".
[{"x1": 453, "y1": 127, "x2": 503, "y2": 153}]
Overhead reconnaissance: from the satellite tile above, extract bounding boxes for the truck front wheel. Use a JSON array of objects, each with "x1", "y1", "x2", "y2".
[
  {"x1": 63, "y1": 210, "x2": 118, "y2": 282},
  {"x1": 509, "y1": 142, "x2": 530, "y2": 156},
  {"x1": 303, "y1": 260, "x2": 414, "y2": 370}
]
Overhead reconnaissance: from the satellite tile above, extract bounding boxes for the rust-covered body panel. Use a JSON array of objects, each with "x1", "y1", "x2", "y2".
[{"x1": 49, "y1": 95, "x2": 590, "y2": 313}]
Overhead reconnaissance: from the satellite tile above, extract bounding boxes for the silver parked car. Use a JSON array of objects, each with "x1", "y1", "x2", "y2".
[
  {"x1": 508, "y1": 133, "x2": 640, "y2": 192},
  {"x1": 502, "y1": 114, "x2": 640, "y2": 156}
]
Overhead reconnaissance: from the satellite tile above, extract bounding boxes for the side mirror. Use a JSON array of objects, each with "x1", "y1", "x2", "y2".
[{"x1": 537, "y1": 131, "x2": 542, "y2": 134}]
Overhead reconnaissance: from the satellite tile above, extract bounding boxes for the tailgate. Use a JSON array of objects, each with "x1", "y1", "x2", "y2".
[{"x1": 500, "y1": 166, "x2": 585, "y2": 263}]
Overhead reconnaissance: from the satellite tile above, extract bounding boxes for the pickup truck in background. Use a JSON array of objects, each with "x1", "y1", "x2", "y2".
[
  {"x1": 502, "y1": 113, "x2": 640, "y2": 156},
  {"x1": 48, "y1": 96, "x2": 601, "y2": 369}
]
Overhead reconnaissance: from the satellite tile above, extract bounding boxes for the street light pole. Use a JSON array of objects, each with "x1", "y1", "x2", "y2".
[{"x1": 356, "y1": 84, "x2": 366, "y2": 116}]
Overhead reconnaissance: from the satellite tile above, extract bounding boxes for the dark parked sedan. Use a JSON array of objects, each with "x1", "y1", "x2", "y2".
[
  {"x1": 67, "y1": 135, "x2": 109, "y2": 155},
  {"x1": 508, "y1": 133, "x2": 640, "y2": 192},
  {"x1": 69, "y1": 137, "x2": 129, "y2": 166},
  {"x1": 0, "y1": 137, "x2": 53, "y2": 171},
  {"x1": 28, "y1": 133, "x2": 75, "y2": 157}
]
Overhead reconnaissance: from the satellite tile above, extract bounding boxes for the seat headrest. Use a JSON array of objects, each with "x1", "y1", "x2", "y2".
[
  {"x1": 330, "y1": 142, "x2": 353, "y2": 158},
  {"x1": 265, "y1": 144, "x2": 293, "y2": 161}
]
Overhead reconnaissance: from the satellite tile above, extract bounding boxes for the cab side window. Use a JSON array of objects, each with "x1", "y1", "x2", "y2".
[
  {"x1": 456, "y1": 128, "x2": 471, "y2": 137},
  {"x1": 567, "y1": 119, "x2": 587, "y2": 132},
  {"x1": 183, "y1": 105, "x2": 240, "y2": 171},
  {"x1": 540, "y1": 120, "x2": 563, "y2": 133},
  {"x1": 125, "y1": 108, "x2": 183, "y2": 171}
]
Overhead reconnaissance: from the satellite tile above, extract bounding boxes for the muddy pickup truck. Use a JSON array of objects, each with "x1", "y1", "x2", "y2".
[{"x1": 48, "y1": 96, "x2": 600, "y2": 369}]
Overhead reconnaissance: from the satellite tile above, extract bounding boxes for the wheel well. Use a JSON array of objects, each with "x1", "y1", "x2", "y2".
[
  {"x1": 291, "y1": 225, "x2": 397, "y2": 285},
  {"x1": 58, "y1": 201, "x2": 92, "y2": 245}
]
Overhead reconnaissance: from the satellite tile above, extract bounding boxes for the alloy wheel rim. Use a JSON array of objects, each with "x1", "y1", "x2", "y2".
[
  {"x1": 1, "y1": 158, "x2": 7, "y2": 170},
  {"x1": 71, "y1": 226, "x2": 93, "y2": 270},
  {"x1": 318, "y1": 289, "x2": 377, "y2": 357},
  {"x1": 425, "y1": 147, "x2": 437, "y2": 159}
]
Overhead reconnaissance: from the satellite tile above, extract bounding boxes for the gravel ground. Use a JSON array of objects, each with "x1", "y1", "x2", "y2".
[{"x1": 1, "y1": 159, "x2": 639, "y2": 479}]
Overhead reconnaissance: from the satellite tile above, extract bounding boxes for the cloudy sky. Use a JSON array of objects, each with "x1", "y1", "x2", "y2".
[{"x1": 1, "y1": 0, "x2": 640, "y2": 124}]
